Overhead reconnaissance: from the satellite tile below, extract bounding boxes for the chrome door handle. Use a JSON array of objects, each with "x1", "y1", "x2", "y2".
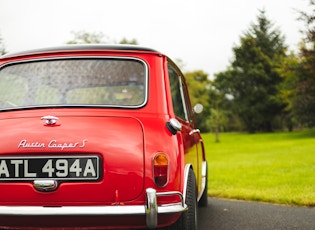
[{"x1": 189, "y1": 129, "x2": 200, "y2": 135}]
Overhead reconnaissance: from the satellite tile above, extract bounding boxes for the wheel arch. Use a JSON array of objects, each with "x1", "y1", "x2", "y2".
[
  {"x1": 183, "y1": 164, "x2": 196, "y2": 203},
  {"x1": 183, "y1": 162, "x2": 208, "y2": 204}
]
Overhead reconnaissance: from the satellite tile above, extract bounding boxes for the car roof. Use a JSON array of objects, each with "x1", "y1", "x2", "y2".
[{"x1": 0, "y1": 44, "x2": 161, "y2": 59}]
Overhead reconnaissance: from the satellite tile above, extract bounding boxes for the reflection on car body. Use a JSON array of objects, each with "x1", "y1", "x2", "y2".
[{"x1": 0, "y1": 45, "x2": 208, "y2": 229}]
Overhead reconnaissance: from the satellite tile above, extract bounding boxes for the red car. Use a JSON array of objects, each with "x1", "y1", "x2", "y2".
[{"x1": 0, "y1": 45, "x2": 208, "y2": 229}]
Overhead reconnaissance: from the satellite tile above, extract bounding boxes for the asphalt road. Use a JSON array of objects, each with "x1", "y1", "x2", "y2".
[{"x1": 198, "y1": 198, "x2": 315, "y2": 230}]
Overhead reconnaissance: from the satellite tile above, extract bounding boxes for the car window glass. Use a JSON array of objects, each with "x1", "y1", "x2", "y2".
[
  {"x1": 0, "y1": 58, "x2": 147, "y2": 109},
  {"x1": 181, "y1": 78, "x2": 195, "y2": 125},
  {"x1": 168, "y1": 64, "x2": 187, "y2": 120}
]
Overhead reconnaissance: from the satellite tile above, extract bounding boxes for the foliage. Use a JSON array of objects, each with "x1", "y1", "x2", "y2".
[
  {"x1": 67, "y1": 31, "x2": 109, "y2": 44},
  {"x1": 214, "y1": 10, "x2": 287, "y2": 133},
  {"x1": 185, "y1": 70, "x2": 211, "y2": 132},
  {"x1": 292, "y1": 0, "x2": 315, "y2": 127},
  {"x1": 0, "y1": 34, "x2": 6, "y2": 55},
  {"x1": 206, "y1": 108, "x2": 229, "y2": 142},
  {"x1": 277, "y1": 0, "x2": 315, "y2": 129},
  {"x1": 119, "y1": 38, "x2": 138, "y2": 45},
  {"x1": 277, "y1": 52, "x2": 301, "y2": 130},
  {"x1": 204, "y1": 130, "x2": 315, "y2": 206},
  {"x1": 67, "y1": 31, "x2": 138, "y2": 45},
  {"x1": 184, "y1": 70, "x2": 233, "y2": 135}
]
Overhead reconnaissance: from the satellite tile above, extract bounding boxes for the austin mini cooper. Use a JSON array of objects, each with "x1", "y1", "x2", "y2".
[{"x1": 0, "y1": 45, "x2": 208, "y2": 229}]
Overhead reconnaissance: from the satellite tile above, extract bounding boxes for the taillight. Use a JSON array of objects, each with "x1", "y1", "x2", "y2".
[{"x1": 153, "y1": 153, "x2": 169, "y2": 187}]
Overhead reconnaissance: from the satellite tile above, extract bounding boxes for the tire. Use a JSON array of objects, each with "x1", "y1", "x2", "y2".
[
  {"x1": 184, "y1": 168, "x2": 198, "y2": 230},
  {"x1": 198, "y1": 162, "x2": 208, "y2": 207},
  {"x1": 163, "y1": 168, "x2": 198, "y2": 230}
]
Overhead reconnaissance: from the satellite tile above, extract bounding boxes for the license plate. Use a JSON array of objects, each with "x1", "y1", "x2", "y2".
[{"x1": 0, "y1": 156, "x2": 100, "y2": 181}]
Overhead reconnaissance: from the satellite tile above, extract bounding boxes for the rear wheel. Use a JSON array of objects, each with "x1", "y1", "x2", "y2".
[{"x1": 163, "y1": 168, "x2": 197, "y2": 230}]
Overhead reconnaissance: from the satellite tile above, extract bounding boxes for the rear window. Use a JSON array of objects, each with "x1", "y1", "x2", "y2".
[{"x1": 0, "y1": 58, "x2": 147, "y2": 110}]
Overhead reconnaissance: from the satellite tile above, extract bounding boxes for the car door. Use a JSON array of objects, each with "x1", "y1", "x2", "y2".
[{"x1": 168, "y1": 63, "x2": 203, "y2": 194}]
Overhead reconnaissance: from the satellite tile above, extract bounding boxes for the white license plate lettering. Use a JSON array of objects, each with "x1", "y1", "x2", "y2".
[
  {"x1": 24, "y1": 160, "x2": 37, "y2": 177},
  {"x1": 10, "y1": 159, "x2": 23, "y2": 177},
  {"x1": 0, "y1": 160, "x2": 9, "y2": 177},
  {"x1": 83, "y1": 159, "x2": 96, "y2": 177},
  {"x1": 69, "y1": 159, "x2": 82, "y2": 176},
  {"x1": 42, "y1": 159, "x2": 55, "y2": 177},
  {"x1": 55, "y1": 159, "x2": 68, "y2": 177}
]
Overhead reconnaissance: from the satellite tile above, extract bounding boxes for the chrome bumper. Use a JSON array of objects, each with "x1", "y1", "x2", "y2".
[{"x1": 0, "y1": 188, "x2": 187, "y2": 229}]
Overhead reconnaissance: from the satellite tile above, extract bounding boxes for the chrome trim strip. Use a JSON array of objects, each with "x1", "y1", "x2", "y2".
[
  {"x1": 178, "y1": 76, "x2": 189, "y2": 121},
  {"x1": 0, "y1": 205, "x2": 147, "y2": 216},
  {"x1": 156, "y1": 191, "x2": 185, "y2": 208},
  {"x1": 0, "y1": 204, "x2": 186, "y2": 216},
  {"x1": 189, "y1": 129, "x2": 200, "y2": 135},
  {"x1": 197, "y1": 161, "x2": 208, "y2": 201},
  {"x1": 0, "y1": 188, "x2": 187, "y2": 229}
]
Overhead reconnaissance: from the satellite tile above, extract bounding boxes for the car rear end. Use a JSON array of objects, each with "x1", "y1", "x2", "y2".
[{"x1": 0, "y1": 45, "x2": 187, "y2": 229}]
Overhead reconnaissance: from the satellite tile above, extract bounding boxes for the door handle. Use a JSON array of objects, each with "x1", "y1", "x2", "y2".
[{"x1": 189, "y1": 129, "x2": 200, "y2": 135}]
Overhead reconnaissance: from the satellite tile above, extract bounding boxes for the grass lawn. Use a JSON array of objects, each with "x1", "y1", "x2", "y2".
[{"x1": 202, "y1": 130, "x2": 315, "y2": 207}]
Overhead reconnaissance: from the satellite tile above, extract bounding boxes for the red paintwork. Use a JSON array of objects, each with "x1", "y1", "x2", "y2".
[{"x1": 0, "y1": 45, "x2": 206, "y2": 229}]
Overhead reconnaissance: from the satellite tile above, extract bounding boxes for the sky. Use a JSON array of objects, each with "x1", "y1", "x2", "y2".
[{"x1": 0, "y1": 0, "x2": 311, "y2": 78}]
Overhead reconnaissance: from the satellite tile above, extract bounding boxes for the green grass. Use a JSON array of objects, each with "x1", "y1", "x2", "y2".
[{"x1": 203, "y1": 130, "x2": 315, "y2": 207}]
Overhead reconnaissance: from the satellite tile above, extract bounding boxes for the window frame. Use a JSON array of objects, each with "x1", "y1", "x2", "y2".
[{"x1": 168, "y1": 62, "x2": 194, "y2": 125}]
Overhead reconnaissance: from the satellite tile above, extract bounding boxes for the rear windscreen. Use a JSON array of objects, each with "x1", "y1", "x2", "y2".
[{"x1": 0, "y1": 58, "x2": 147, "y2": 110}]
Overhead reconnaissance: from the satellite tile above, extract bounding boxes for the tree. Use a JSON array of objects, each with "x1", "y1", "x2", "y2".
[
  {"x1": 277, "y1": 52, "x2": 301, "y2": 130},
  {"x1": 185, "y1": 70, "x2": 212, "y2": 132},
  {"x1": 67, "y1": 31, "x2": 109, "y2": 44},
  {"x1": 214, "y1": 10, "x2": 287, "y2": 133},
  {"x1": 119, "y1": 38, "x2": 138, "y2": 45},
  {"x1": 0, "y1": 34, "x2": 6, "y2": 55},
  {"x1": 67, "y1": 31, "x2": 138, "y2": 45},
  {"x1": 206, "y1": 90, "x2": 230, "y2": 142},
  {"x1": 292, "y1": 0, "x2": 315, "y2": 127},
  {"x1": 184, "y1": 70, "x2": 230, "y2": 137}
]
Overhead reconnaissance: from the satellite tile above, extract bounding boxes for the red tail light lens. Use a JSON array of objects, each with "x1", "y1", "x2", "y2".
[{"x1": 153, "y1": 153, "x2": 169, "y2": 187}]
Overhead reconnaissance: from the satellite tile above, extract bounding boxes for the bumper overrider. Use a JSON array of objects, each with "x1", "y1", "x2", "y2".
[{"x1": 0, "y1": 188, "x2": 187, "y2": 229}]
